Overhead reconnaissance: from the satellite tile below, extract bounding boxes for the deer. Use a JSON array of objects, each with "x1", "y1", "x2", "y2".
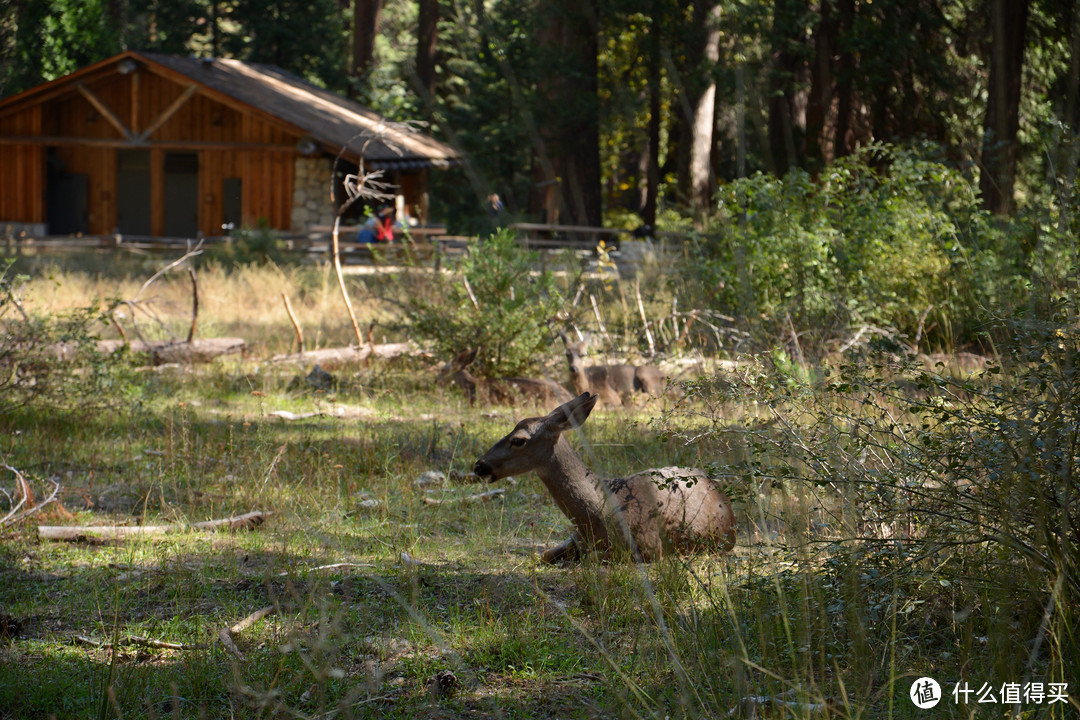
[
  {"x1": 472, "y1": 392, "x2": 736, "y2": 563},
  {"x1": 437, "y1": 348, "x2": 572, "y2": 407},
  {"x1": 558, "y1": 331, "x2": 666, "y2": 407}
]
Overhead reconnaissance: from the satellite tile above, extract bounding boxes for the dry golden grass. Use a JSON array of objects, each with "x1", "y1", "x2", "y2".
[{"x1": 16, "y1": 260, "x2": 410, "y2": 357}]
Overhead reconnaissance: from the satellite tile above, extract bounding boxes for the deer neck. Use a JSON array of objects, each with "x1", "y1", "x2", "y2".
[
  {"x1": 534, "y1": 436, "x2": 610, "y2": 539},
  {"x1": 568, "y1": 367, "x2": 589, "y2": 395}
]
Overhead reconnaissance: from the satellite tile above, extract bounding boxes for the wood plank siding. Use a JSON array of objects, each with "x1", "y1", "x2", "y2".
[{"x1": 0, "y1": 52, "x2": 458, "y2": 239}]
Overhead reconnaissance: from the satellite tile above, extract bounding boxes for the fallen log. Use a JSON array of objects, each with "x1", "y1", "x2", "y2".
[
  {"x1": 268, "y1": 342, "x2": 421, "y2": 369},
  {"x1": 38, "y1": 510, "x2": 270, "y2": 542},
  {"x1": 96, "y1": 337, "x2": 246, "y2": 364}
]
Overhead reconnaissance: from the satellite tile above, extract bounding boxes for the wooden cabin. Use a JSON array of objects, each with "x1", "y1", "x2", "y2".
[{"x1": 0, "y1": 51, "x2": 459, "y2": 239}]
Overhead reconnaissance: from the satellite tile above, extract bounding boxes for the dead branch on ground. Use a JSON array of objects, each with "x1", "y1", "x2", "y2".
[
  {"x1": 38, "y1": 510, "x2": 271, "y2": 541},
  {"x1": 422, "y1": 487, "x2": 506, "y2": 506},
  {"x1": 219, "y1": 605, "x2": 276, "y2": 660},
  {"x1": 75, "y1": 634, "x2": 194, "y2": 651},
  {"x1": 1, "y1": 465, "x2": 60, "y2": 528}
]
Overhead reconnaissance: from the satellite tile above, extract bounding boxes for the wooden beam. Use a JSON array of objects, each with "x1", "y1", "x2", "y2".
[
  {"x1": 138, "y1": 84, "x2": 197, "y2": 141},
  {"x1": 76, "y1": 82, "x2": 134, "y2": 140},
  {"x1": 0, "y1": 60, "x2": 135, "y2": 119},
  {"x1": 138, "y1": 62, "x2": 310, "y2": 143},
  {"x1": 131, "y1": 70, "x2": 140, "y2": 135},
  {"x1": 0, "y1": 135, "x2": 299, "y2": 152}
]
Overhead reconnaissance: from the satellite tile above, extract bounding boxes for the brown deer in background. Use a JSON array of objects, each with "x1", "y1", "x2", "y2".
[
  {"x1": 473, "y1": 392, "x2": 736, "y2": 563},
  {"x1": 558, "y1": 331, "x2": 666, "y2": 407},
  {"x1": 437, "y1": 348, "x2": 572, "y2": 407}
]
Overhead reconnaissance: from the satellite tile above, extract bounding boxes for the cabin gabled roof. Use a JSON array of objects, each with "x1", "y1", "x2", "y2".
[{"x1": 0, "y1": 51, "x2": 460, "y2": 170}]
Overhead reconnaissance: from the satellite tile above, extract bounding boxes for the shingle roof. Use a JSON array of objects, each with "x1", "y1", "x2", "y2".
[
  {"x1": 0, "y1": 51, "x2": 460, "y2": 170},
  {"x1": 138, "y1": 52, "x2": 459, "y2": 169}
]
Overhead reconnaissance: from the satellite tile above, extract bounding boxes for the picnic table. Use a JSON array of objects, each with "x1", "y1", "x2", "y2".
[{"x1": 508, "y1": 222, "x2": 627, "y2": 251}]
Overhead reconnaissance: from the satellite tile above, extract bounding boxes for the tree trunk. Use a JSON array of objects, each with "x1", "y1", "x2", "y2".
[
  {"x1": 979, "y1": 0, "x2": 1029, "y2": 215},
  {"x1": 353, "y1": 0, "x2": 383, "y2": 80},
  {"x1": 530, "y1": 0, "x2": 602, "y2": 227},
  {"x1": 832, "y1": 0, "x2": 855, "y2": 157},
  {"x1": 804, "y1": 0, "x2": 836, "y2": 168},
  {"x1": 643, "y1": 0, "x2": 663, "y2": 226},
  {"x1": 416, "y1": 0, "x2": 439, "y2": 112},
  {"x1": 690, "y1": 5, "x2": 722, "y2": 215},
  {"x1": 767, "y1": 0, "x2": 804, "y2": 174}
]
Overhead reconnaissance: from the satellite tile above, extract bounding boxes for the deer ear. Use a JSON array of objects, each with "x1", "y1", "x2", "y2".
[
  {"x1": 558, "y1": 330, "x2": 569, "y2": 345},
  {"x1": 463, "y1": 347, "x2": 480, "y2": 367},
  {"x1": 545, "y1": 393, "x2": 598, "y2": 433}
]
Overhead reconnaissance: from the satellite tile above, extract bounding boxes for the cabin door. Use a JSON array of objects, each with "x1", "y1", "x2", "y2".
[
  {"x1": 116, "y1": 149, "x2": 152, "y2": 236},
  {"x1": 164, "y1": 152, "x2": 199, "y2": 238},
  {"x1": 45, "y1": 148, "x2": 88, "y2": 235}
]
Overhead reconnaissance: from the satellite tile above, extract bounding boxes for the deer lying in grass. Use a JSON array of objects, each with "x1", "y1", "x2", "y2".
[
  {"x1": 559, "y1": 331, "x2": 665, "y2": 407},
  {"x1": 437, "y1": 348, "x2": 572, "y2": 407},
  {"x1": 473, "y1": 392, "x2": 736, "y2": 563}
]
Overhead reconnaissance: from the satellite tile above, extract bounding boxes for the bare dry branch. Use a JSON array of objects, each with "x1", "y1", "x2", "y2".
[
  {"x1": 38, "y1": 510, "x2": 271, "y2": 541},
  {"x1": 74, "y1": 634, "x2": 194, "y2": 651},
  {"x1": 186, "y1": 266, "x2": 198, "y2": 343},
  {"x1": 281, "y1": 293, "x2": 304, "y2": 352},
  {"x1": 219, "y1": 605, "x2": 276, "y2": 660},
  {"x1": 133, "y1": 239, "x2": 205, "y2": 304},
  {"x1": 422, "y1": 487, "x2": 507, "y2": 506},
  {"x1": 1, "y1": 465, "x2": 60, "y2": 528}
]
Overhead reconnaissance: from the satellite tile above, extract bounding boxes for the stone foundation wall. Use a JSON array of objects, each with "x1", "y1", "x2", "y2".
[{"x1": 291, "y1": 157, "x2": 335, "y2": 231}]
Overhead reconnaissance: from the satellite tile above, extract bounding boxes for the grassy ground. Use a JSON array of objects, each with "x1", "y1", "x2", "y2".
[{"x1": 2, "y1": 258, "x2": 1076, "y2": 719}]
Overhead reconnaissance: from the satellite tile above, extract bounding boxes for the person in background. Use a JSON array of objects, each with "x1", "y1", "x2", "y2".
[
  {"x1": 357, "y1": 205, "x2": 396, "y2": 243},
  {"x1": 487, "y1": 193, "x2": 504, "y2": 220}
]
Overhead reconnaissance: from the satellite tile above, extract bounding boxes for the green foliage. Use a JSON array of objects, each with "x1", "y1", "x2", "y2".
[
  {"x1": 406, "y1": 230, "x2": 562, "y2": 377},
  {"x1": 219, "y1": 0, "x2": 349, "y2": 89},
  {"x1": 681, "y1": 144, "x2": 1009, "y2": 350},
  {"x1": 659, "y1": 301, "x2": 1080, "y2": 696},
  {"x1": 204, "y1": 225, "x2": 289, "y2": 269},
  {"x1": 0, "y1": 261, "x2": 120, "y2": 413},
  {"x1": 3, "y1": 0, "x2": 119, "y2": 95}
]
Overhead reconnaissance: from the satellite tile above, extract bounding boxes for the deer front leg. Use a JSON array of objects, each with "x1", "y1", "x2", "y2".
[{"x1": 541, "y1": 530, "x2": 583, "y2": 564}]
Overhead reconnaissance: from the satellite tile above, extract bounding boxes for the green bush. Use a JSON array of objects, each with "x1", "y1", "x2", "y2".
[
  {"x1": 684, "y1": 144, "x2": 1005, "y2": 352},
  {"x1": 0, "y1": 261, "x2": 121, "y2": 413},
  {"x1": 204, "y1": 223, "x2": 289, "y2": 269},
  {"x1": 406, "y1": 230, "x2": 563, "y2": 377},
  {"x1": 659, "y1": 301, "x2": 1080, "y2": 695}
]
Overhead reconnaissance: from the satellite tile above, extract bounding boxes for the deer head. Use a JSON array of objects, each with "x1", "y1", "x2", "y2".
[{"x1": 473, "y1": 392, "x2": 598, "y2": 480}]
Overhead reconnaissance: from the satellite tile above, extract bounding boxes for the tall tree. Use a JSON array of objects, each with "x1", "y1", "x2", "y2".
[
  {"x1": 353, "y1": 0, "x2": 383, "y2": 81},
  {"x1": 767, "y1": 0, "x2": 806, "y2": 174},
  {"x1": 642, "y1": 0, "x2": 663, "y2": 226},
  {"x1": 689, "y1": 3, "x2": 722, "y2": 215},
  {"x1": 803, "y1": 0, "x2": 836, "y2": 168},
  {"x1": 531, "y1": 0, "x2": 602, "y2": 226},
  {"x1": 223, "y1": 0, "x2": 347, "y2": 87},
  {"x1": 979, "y1": 0, "x2": 1030, "y2": 215},
  {"x1": 416, "y1": 0, "x2": 438, "y2": 111}
]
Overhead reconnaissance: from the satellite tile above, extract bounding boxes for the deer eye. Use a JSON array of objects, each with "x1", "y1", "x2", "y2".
[{"x1": 509, "y1": 437, "x2": 526, "y2": 447}]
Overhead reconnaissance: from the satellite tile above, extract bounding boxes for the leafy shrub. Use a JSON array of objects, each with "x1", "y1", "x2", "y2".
[
  {"x1": 659, "y1": 302, "x2": 1080, "y2": 692},
  {"x1": 204, "y1": 224, "x2": 289, "y2": 268},
  {"x1": 406, "y1": 230, "x2": 563, "y2": 377},
  {"x1": 683, "y1": 144, "x2": 1001, "y2": 352},
  {"x1": 0, "y1": 261, "x2": 120, "y2": 413}
]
